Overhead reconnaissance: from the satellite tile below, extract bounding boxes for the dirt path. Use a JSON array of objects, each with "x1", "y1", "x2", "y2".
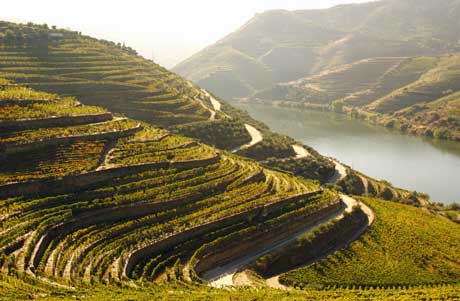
[
  {"x1": 204, "y1": 193, "x2": 375, "y2": 288},
  {"x1": 266, "y1": 275, "x2": 290, "y2": 290},
  {"x1": 96, "y1": 140, "x2": 117, "y2": 171},
  {"x1": 196, "y1": 97, "x2": 216, "y2": 121},
  {"x1": 187, "y1": 82, "x2": 216, "y2": 121},
  {"x1": 232, "y1": 124, "x2": 263, "y2": 153},
  {"x1": 292, "y1": 145, "x2": 310, "y2": 159},
  {"x1": 327, "y1": 159, "x2": 348, "y2": 184},
  {"x1": 359, "y1": 175, "x2": 370, "y2": 196},
  {"x1": 202, "y1": 89, "x2": 221, "y2": 112}
]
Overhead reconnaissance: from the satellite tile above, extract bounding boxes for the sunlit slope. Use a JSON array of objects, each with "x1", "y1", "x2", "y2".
[
  {"x1": 0, "y1": 21, "x2": 259, "y2": 152},
  {"x1": 258, "y1": 55, "x2": 460, "y2": 141},
  {"x1": 174, "y1": 0, "x2": 460, "y2": 100},
  {"x1": 0, "y1": 81, "x2": 342, "y2": 290},
  {"x1": 0, "y1": 21, "x2": 337, "y2": 172},
  {"x1": 1, "y1": 273, "x2": 460, "y2": 301},
  {"x1": 280, "y1": 197, "x2": 460, "y2": 288}
]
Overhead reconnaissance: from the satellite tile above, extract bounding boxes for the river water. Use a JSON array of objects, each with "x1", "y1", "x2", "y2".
[{"x1": 237, "y1": 103, "x2": 460, "y2": 204}]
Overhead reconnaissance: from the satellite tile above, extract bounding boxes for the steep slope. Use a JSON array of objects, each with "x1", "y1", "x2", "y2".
[
  {"x1": 260, "y1": 55, "x2": 460, "y2": 141},
  {"x1": 0, "y1": 21, "x2": 252, "y2": 152},
  {"x1": 0, "y1": 21, "x2": 337, "y2": 179},
  {"x1": 0, "y1": 80, "x2": 340, "y2": 288},
  {"x1": 280, "y1": 197, "x2": 460, "y2": 288},
  {"x1": 174, "y1": 0, "x2": 460, "y2": 100}
]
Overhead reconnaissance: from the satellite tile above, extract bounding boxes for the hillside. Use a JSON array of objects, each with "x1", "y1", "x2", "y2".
[
  {"x1": 0, "y1": 80, "x2": 343, "y2": 287},
  {"x1": 174, "y1": 0, "x2": 460, "y2": 142},
  {"x1": 4, "y1": 80, "x2": 457, "y2": 300},
  {"x1": 280, "y1": 197, "x2": 460, "y2": 288},
  {"x1": 257, "y1": 54, "x2": 460, "y2": 141},
  {"x1": 174, "y1": 0, "x2": 460, "y2": 100},
  {"x1": 1, "y1": 18, "x2": 460, "y2": 301},
  {"x1": 0, "y1": 20, "x2": 337, "y2": 181}
]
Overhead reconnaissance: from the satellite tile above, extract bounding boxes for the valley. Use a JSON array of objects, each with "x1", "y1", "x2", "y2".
[
  {"x1": 1, "y1": 2, "x2": 460, "y2": 299},
  {"x1": 238, "y1": 103, "x2": 460, "y2": 204}
]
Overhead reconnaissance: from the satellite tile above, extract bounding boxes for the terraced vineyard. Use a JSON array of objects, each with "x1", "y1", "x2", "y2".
[
  {"x1": 0, "y1": 81, "x2": 340, "y2": 292},
  {"x1": 2, "y1": 272, "x2": 460, "y2": 301},
  {"x1": 255, "y1": 54, "x2": 460, "y2": 142},
  {"x1": 1, "y1": 20, "x2": 459, "y2": 301},
  {"x1": 280, "y1": 197, "x2": 460, "y2": 288},
  {"x1": 0, "y1": 25, "x2": 211, "y2": 126},
  {"x1": 0, "y1": 21, "x2": 337, "y2": 180}
]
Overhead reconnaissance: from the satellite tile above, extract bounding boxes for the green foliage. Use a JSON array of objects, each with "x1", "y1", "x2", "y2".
[
  {"x1": 171, "y1": 120, "x2": 251, "y2": 150},
  {"x1": 280, "y1": 197, "x2": 460, "y2": 288},
  {"x1": 264, "y1": 155, "x2": 335, "y2": 183}
]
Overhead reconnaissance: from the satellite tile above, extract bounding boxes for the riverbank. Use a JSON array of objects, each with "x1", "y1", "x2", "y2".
[{"x1": 235, "y1": 103, "x2": 460, "y2": 205}]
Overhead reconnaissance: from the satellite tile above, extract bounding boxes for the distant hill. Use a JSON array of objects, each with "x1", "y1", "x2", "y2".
[
  {"x1": 256, "y1": 54, "x2": 460, "y2": 141},
  {"x1": 174, "y1": 0, "x2": 460, "y2": 100}
]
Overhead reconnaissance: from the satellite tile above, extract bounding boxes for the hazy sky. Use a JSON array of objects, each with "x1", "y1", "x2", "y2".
[{"x1": 1, "y1": 0, "x2": 371, "y2": 67}]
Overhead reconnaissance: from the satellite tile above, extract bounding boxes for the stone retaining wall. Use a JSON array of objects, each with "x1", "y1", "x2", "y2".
[
  {"x1": 0, "y1": 154, "x2": 220, "y2": 198},
  {"x1": 0, "y1": 113, "x2": 113, "y2": 131},
  {"x1": 122, "y1": 191, "x2": 322, "y2": 278}
]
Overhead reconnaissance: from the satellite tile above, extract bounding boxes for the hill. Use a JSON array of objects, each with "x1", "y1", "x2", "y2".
[
  {"x1": 0, "y1": 20, "x2": 336, "y2": 182},
  {"x1": 174, "y1": 0, "x2": 460, "y2": 101},
  {"x1": 1, "y1": 19, "x2": 460, "y2": 301},
  {"x1": 0, "y1": 80, "x2": 340, "y2": 288},
  {"x1": 256, "y1": 54, "x2": 460, "y2": 141},
  {"x1": 4, "y1": 80, "x2": 457, "y2": 300},
  {"x1": 280, "y1": 197, "x2": 460, "y2": 288}
]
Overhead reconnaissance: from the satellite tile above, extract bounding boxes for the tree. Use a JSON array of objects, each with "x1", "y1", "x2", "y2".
[
  {"x1": 331, "y1": 100, "x2": 344, "y2": 113},
  {"x1": 3, "y1": 29, "x2": 16, "y2": 43}
]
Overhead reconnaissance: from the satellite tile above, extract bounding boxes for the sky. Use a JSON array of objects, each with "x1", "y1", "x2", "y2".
[{"x1": 1, "y1": 0, "x2": 371, "y2": 68}]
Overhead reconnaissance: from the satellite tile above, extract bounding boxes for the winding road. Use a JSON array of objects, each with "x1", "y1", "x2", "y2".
[
  {"x1": 202, "y1": 157, "x2": 374, "y2": 288},
  {"x1": 202, "y1": 89, "x2": 222, "y2": 112},
  {"x1": 232, "y1": 124, "x2": 263, "y2": 153},
  {"x1": 292, "y1": 145, "x2": 310, "y2": 159},
  {"x1": 328, "y1": 159, "x2": 348, "y2": 183}
]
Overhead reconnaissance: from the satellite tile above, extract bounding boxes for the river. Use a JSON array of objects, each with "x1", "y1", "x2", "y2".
[{"x1": 237, "y1": 103, "x2": 460, "y2": 205}]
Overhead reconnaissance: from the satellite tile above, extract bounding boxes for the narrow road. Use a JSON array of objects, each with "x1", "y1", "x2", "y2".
[
  {"x1": 202, "y1": 156, "x2": 374, "y2": 288},
  {"x1": 202, "y1": 89, "x2": 221, "y2": 112},
  {"x1": 292, "y1": 145, "x2": 310, "y2": 159},
  {"x1": 265, "y1": 159, "x2": 374, "y2": 289},
  {"x1": 187, "y1": 82, "x2": 216, "y2": 121},
  {"x1": 327, "y1": 159, "x2": 347, "y2": 184},
  {"x1": 196, "y1": 97, "x2": 216, "y2": 121},
  {"x1": 96, "y1": 140, "x2": 117, "y2": 171},
  {"x1": 204, "y1": 207, "x2": 344, "y2": 287},
  {"x1": 232, "y1": 124, "x2": 263, "y2": 153},
  {"x1": 205, "y1": 193, "x2": 375, "y2": 288},
  {"x1": 265, "y1": 194, "x2": 375, "y2": 290},
  {"x1": 204, "y1": 198, "x2": 350, "y2": 287}
]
